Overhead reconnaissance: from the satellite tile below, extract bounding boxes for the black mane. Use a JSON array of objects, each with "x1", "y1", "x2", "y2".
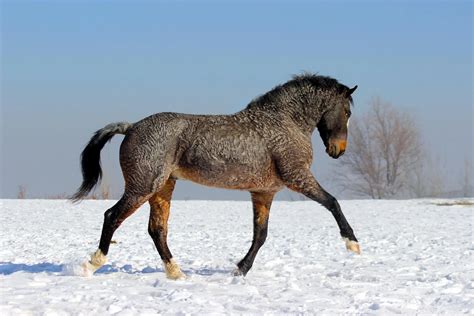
[{"x1": 246, "y1": 73, "x2": 353, "y2": 110}]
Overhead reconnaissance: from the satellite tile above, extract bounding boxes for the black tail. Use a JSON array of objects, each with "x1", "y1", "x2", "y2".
[{"x1": 71, "y1": 122, "x2": 132, "y2": 202}]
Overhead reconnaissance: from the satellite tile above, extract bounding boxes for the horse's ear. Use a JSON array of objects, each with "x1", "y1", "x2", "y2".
[{"x1": 346, "y1": 85, "x2": 358, "y2": 96}]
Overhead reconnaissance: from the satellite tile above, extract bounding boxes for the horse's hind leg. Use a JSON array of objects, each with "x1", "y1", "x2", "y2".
[
  {"x1": 83, "y1": 191, "x2": 151, "y2": 274},
  {"x1": 147, "y1": 178, "x2": 185, "y2": 280},
  {"x1": 234, "y1": 191, "x2": 275, "y2": 276}
]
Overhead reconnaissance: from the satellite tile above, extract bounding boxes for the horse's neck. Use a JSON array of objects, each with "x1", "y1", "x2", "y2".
[
  {"x1": 279, "y1": 90, "x2": 325, "y2": 136},
  {"x1": 241, "y1": 87, "x2": 327, "y2": 136},
  {"x1": 242, "y1": 106, "x2": 322, "y2": 137}
]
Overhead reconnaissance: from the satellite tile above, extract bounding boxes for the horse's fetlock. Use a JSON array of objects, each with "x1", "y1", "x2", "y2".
[
  {"x1": 237, "y1": 260, "x2": 252, "y2": 275},
  {"x1": 81, "y1": 249, "x2": 107, "y2": 276}
]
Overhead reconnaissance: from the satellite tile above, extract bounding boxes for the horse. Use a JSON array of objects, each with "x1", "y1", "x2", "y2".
[{"x1": 72, "y1": 73, "x2": 359, "y2": 279}]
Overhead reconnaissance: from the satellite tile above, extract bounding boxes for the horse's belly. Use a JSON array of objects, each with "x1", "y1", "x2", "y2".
[
  {"x1": 171, "y1": 161, "x2": 283, "y2": 191},
  {"x1": 173, "y1": 132, "x2": 284, "y2": 191}
]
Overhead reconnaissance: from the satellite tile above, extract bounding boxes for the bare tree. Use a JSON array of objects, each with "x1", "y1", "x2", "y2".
[
  {"x1": 17, "y1": 185, "x2": 27, "y2": 199},
  {"x1": 411, "y1": 155, "x2": 446, "y2": 198},
  {"x1": 99, "y1": 170, "x2": 113, "y2": 199},
  {"x1": 410, "y1": 158, "x2": 427, "y2": 198},
  {"x1": 335, "y1": 97, "x2": 422, "y2": 199},
  {"x1": 461, "y1": 157, "x2": 473, "y2": 197},
  {"x1": 100, "y1": 182, "x2": 111, "y2": 200}
]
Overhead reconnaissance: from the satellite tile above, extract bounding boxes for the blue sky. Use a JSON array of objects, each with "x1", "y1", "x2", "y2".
[{"x1": 1, "y1": 1, "x2": 472, "y2": 199}]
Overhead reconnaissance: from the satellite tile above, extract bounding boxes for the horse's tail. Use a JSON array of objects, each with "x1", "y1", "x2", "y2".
[{"x1": 71, "y1": 122, "x2": 132, "y2": 202}]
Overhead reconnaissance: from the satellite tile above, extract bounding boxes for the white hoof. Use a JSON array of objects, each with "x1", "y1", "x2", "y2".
[
  {"x1": 81, "y1": 249, "x2": 107, "y2": 276},
  {"x1": 343, "y1": 238, "x2": 361, "y2": 254},
  {"x1": 164, "y1": 259, "x2": 186, "y2": 280}
]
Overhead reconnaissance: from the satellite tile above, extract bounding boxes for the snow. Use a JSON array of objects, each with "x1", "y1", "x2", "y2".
[{"x1": 0, "y1": 199, "x2": 473, "y2": 314}]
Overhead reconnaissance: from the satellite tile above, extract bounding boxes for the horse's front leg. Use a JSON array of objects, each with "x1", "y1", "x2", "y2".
[
  {"x1": 282, "y1": 167, "x2": 360, "y2": 254},
  {"x1": 234, "y1": 191, "x2": 275, "y2": 276}
]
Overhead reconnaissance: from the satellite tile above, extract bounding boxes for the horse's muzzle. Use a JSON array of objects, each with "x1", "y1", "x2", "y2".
[{"x1": 326, "y1": 139, "x2": 347, "y2": 159}]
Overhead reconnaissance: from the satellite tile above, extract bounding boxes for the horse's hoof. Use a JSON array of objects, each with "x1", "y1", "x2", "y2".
[
  {"x1": 232, "y1": 266, "x2": 248, "y2": 277},
  {"x1": 80, "y1": 249, "x2": 107, "y2": 276},
  {"x1": 166, "y1": 270, "x2": 186, "y2": 280},
  {"x1": 343, "y1": 238, "x2": 361, "y2": 254},
  {"x1": 232, "y1": 268, "x2": 243, "y2": 276},
  {"x1": 164, "y1": 259, "x2": 186, "y2": 280}
]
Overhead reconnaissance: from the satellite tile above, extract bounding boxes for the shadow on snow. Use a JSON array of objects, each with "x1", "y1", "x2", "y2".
[
  {"x1": 0, "y1": 262, "x2": 233, "y2": 276},
  {"x1": 0, "y1": 262, "x2": 63, "y2": 275}
]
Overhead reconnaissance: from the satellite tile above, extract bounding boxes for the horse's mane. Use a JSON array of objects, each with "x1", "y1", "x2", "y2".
[{"x1": 246, "y1": 73, "x2": 353, "y2": 110}]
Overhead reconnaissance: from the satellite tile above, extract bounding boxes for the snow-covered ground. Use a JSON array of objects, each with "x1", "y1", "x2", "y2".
[{"x1": 0, "y1": 199, "x2": 472, "y2": 315}]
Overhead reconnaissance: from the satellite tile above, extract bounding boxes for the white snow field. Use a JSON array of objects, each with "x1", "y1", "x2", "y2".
[{"x1": 0, "y1": 199, "x2": 472, "y2": 315}]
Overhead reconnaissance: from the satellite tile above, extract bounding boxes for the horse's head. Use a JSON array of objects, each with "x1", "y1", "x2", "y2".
[{"x1": 317, "y1": 85, "x2": 357, "y2": 159}]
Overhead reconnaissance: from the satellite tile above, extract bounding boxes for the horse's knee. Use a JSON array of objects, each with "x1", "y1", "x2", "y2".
[
  {"x1": 320, "y1": 195, "x2": 340, "y2": 213},
  {"x1": 330, "y1": 197, "x2": 340, "y2": 211}
]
